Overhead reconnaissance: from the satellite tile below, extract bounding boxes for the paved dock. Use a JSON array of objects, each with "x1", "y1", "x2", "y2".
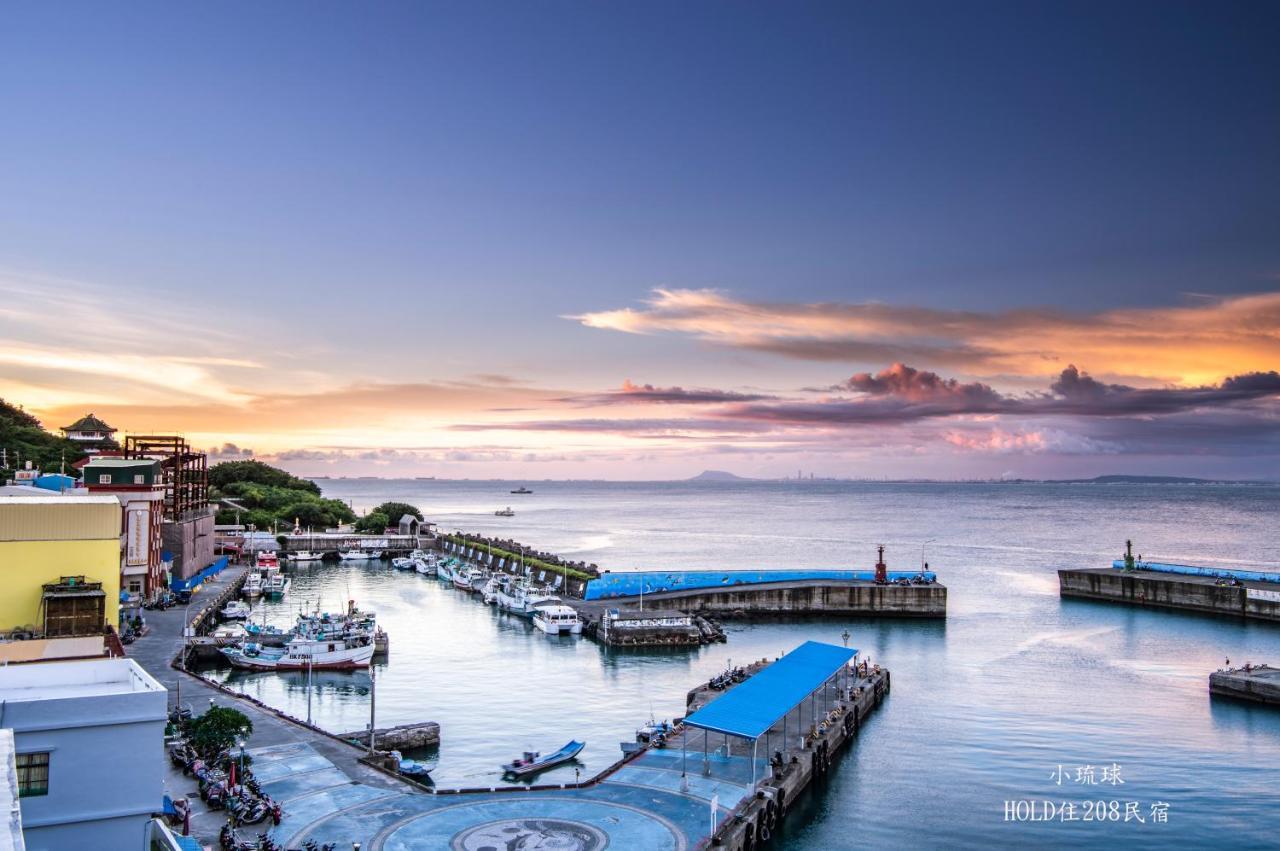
[{"x1": 1210, "y1": 664, "x2": 1280, "y2": 705}]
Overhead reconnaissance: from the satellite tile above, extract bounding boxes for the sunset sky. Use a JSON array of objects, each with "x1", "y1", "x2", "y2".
[{"x1": 2, "y1": 2, "x2": 1277, "y2": 479}]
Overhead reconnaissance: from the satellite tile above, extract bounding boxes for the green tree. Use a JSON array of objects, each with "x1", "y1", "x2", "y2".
[
  {"x1": 0, "y1": 399, "x2": 87, "y2": 480},
  {"x1": 187, "y1": 706, "x2": 253, "y2": 758},
  {"x1": 369, "y1": 502, "x2": 423, "y2": 526},
  {"x1": 209, "y1": 460, "x2": 321, "y2": 495},
  {"x1": 355, "y1": 510, "x2": 390, "y2": 533}
]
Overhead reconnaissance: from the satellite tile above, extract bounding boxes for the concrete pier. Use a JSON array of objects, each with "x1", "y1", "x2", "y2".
[
  {"x1": 710, "y1": 666, "x2": 889, "y2": 849},
  {"x1": 1059, "y1": 567, "x2": 1280, "y2": 622},
  {"x1": 340, "y1": 721, "x2": 441, "y2": 750},
  {"x1": 1210, "y1": 665, "x2": 1280, "y2": 705}
]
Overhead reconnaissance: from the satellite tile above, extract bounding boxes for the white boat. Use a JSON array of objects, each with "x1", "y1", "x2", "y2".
[
  {"x1": 533, "y1": 605, "x2": 583, "y2": 635},
  {"x1": 391, "y1": 557, "x2": 414, "y2": 570},
  {"x1": 436, "y1": 558, "x2": 456, "y2": 581},
  {"x1": 414, "y1": 555, "x2": 436, "y2": 575},
  {"x1": 495, "y1": 507, "x2": 515, "y2": 517},
  {"x1": 242, "y1": 571, "x2": 265, "y2": 598},
  {"x1": 497, "y1": 580, "x2": 561, "y2": 619},
  {"x1": 468, "y1": 568, "x2": 491, "y2": 592},
  {"x1": 266, "y1": 572, "x2": 290, "y2": 600},
  {"x1": 453, "y1": 566, "x2": 484, "y2": 592},
  {"x1": 220, "y1": 600, "x2": 252, "y2": 620},
  {"x1": 289, "y1": 551, "x2": 323, "y2": 562},
  {"x1": 409, "y1": 549, "x2": 430, "y2": 560},
  {"x1": 481, "y1": 572, "x2": 511, "y2": 605},
  {"x1": 211, "y1": 622, "x2": 248, "y2": 640},
  {"x1": 339, "y1": 550, "x2": 377, "y2": 560},
  {"x1": 220, "y1": 633, "x2": 375, "y2": 670}
]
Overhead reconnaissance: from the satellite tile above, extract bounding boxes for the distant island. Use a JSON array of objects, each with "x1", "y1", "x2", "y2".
[{"x1": 688, "y1": 470, "x2": 752, "y2": 482}]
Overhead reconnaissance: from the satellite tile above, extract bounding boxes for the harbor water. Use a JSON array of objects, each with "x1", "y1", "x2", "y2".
[{"x1": 199, "y1": 480, "x2": 1280, "y2": 848}]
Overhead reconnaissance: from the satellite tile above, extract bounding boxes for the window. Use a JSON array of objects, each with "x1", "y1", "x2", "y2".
[
  {"x1": 16, "y1": 752, "x2": 49, "y2": 797},
  {"x1": 133, "y1": 474, "x2": 145, "y2": 484},
  {"x1": 128, "y1": 580, "x2": 142, "y2": 593},
  {"x1": 98, "y1": 474, "x2": 111, "y2": 484},
  {"x1": 44, "y1": 593, "x2": 105, "y2": 637}
]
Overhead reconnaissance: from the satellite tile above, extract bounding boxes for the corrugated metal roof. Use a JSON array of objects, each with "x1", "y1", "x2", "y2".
[
  {"x1": 0, "y1": 496, "x2": 121, "y2": 541},
  {"x1": 682, "y1": 641, "x2": 855, "y2": 740}
]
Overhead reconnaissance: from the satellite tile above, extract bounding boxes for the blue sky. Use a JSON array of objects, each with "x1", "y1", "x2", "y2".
[{"x1": 1, "y1": 2, "x2": 1277, "y2": 478}]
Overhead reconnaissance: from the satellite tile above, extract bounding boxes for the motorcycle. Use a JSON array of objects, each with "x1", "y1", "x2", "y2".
[{"x1": 218, "y1": 823, "x2": 256, "y2": 851}]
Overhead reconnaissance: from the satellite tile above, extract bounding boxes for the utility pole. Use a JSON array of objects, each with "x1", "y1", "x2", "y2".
[{"x1": 368, "y1": 664, "x2": 377, "y2": 754}]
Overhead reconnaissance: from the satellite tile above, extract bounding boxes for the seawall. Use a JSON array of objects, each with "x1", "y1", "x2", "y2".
[{"x1": 1059, "y1": 567, "x2": 1280, "y2": 623}]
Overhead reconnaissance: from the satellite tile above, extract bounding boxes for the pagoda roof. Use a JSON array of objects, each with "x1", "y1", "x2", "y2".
[{"x1": 62, "y1": 413, "x2": 116, "y2": 433}]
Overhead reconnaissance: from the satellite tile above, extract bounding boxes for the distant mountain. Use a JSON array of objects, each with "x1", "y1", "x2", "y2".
[
  {"x1": 688, "y1": 470, "x2": 751, "y2": 482},
  {"x1": 1081, "y1": 475, "x2": 1220, "y2": 484},
  {"x1": 1033, "y1": 474, "x2": 1263, "y2": 485}
]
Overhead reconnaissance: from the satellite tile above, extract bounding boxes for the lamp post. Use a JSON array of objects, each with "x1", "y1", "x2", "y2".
[
  {"x1": 237, "y1": 738, "x2": 245, "y2": 789},
  {"x1": 921, "y1": 538, "x2": 936, "y2": 571}
]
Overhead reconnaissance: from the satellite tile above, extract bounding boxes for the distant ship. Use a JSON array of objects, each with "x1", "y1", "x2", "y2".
[{"x1": 511, "y1": 486, "x2": 533, "y2": 494}]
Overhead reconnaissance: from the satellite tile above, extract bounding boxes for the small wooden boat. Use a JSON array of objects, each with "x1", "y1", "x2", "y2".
[
  {"x1": 502, "y1": 740, "x2": 585, "y2": 779},
  {"x1": 390, "y1": 750, "x2": 432, "y2": 779}
]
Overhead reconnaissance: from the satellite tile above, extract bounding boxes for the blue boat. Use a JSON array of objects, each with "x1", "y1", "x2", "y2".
[{"x1": 501, "y1": 740, "x2": 585, "y2": 779}]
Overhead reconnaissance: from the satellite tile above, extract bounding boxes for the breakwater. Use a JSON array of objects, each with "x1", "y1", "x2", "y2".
[
  {"x1": 1209, "y1": 665, "x2": 1280, "y2": 706},
  {"x1": 1059, "y1": 567, "x2": 1280, "y2": 623}
]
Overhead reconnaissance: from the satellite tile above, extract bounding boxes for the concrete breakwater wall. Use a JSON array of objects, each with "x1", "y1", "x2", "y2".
[
  {"x1": 1209, "y1": 665, "x2": 1280, "y2": 706},
  {"x1": 1059, "y1": 568, "x2": 1280, "y2": 623},
  {"x1": 622, "y1": 579, "x2": 947, "y2": 619}
]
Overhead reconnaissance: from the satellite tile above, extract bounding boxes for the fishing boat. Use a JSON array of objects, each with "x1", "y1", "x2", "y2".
[
  {"x1": 481, "y1": 572, "x2": 511, "y2": 605},
  {"x1": 391, "y1": 557, "x2": 415, "y2": 570},
  {"x1": 501, "y1": 740, "x2": 585, "y2": 779},
  {"x1": 265, "y1": 571, "x2": 290, "y2": 600},
  {"x1": 241, "y1": 571, "x2": 265, "y2": 599},
  {"x1": 494, "y1": 507, "x2": 515, "y2": 517},
  {"x1": 510, "y1": 487, "x2": 533, "y2": 494},
  {"x1": 338, "y1": 550, "x2": 371, "y2": 561},
  {"x1": 497, "y1": 580, "x2": 561, "y2": 618},
  {"x1": 414, "y1": 554, "x2": 436, "y2": 575},
  {"x1": 288, "y1": 551, "x2": 323, "y2": 562},
  {"x1": 389, "y1": 750, "x2": 432, "y2": 779},
  {"x1": 219, "y1": 633, "x2": 375, "y2": 670},
  {"x1": 220, "y1": 600, "x2": 252, "y2": 620},
  {"x1": 453, "y1": 566, "x2": 484, "y2": 591},
  {"x1": 435, "y1": 558, "x2": 456, "y2": 582},
  {"x1": 468, "y1": 569, "x2": 491, "y2": 593},
  {"x1": 211, "y1": 623, "x2": 248, "y2": 640},
  {"x1": 532, "y1": 605, "x2": 583, "y2": 635}
]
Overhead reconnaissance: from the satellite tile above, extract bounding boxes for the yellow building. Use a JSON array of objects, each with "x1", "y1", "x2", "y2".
[{"x1": 0, "y1": 495, "x2": 122, "y2": 663}]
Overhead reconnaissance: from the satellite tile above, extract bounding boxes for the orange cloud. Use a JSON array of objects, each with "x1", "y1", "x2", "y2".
[{"x1": 573, "y1": 288, "x2": 1280, "y2": 385}]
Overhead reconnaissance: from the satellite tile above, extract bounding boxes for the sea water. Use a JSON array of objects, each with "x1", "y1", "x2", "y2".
[{"x1": 200, "y1": 480, "x2": 1280, "y2": 848}]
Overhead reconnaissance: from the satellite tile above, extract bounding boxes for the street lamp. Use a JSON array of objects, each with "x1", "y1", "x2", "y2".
[
  {"x1": 237, "y1": 738, "x2": 245, "y2": 789},
  {"x1": 921, "y1": 538, "x2": 936, "y2": 571}
]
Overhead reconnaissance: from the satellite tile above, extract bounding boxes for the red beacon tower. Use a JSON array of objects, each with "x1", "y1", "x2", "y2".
[{"x1": 875, "y1": 544, "x2": 888, "y2": 584}]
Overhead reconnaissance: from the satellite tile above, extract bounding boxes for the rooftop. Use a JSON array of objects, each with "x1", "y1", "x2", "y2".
[
  {"x1": 61, "y1": 413, "x2": 115, "y2": 433},
  {"x1": 683, "y1": 640, "x2": 856, "y2": 740},
  {"x1": 0, "y1": 658, "x2": 164, "y2": 703}
]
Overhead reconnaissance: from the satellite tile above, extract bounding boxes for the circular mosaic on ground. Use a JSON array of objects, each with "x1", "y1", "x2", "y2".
[
  {"x1": 373, "y1": 796, "x2": 685, "y2": 851},
  {"x1": 452, "y1": 817, "x2": 608, "y2": 851}
]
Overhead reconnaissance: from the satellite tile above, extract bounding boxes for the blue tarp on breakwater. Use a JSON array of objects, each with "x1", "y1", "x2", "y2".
[
  {"x1": 1112, "y1": 559, "x2": 1280, "y2": 585},
  {"x1": 583, "y1": 568, "x2": 937, "y2": 600},
  {"x1": 170, "y1": 555, "x2": 230, "y2": 592}
]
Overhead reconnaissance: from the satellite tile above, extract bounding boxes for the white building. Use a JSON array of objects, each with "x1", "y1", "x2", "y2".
[{"x1": 0, "y1": 658, "x2": 166, "y2": 851}]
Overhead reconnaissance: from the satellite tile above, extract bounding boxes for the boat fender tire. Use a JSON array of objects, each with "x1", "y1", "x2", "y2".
[{"x1": 760, "y1": 825, "x2": 770, "y2": 842}]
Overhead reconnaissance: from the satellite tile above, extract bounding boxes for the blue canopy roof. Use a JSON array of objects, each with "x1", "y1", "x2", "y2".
[{"x1": 683, "y1": 641, "x2": 855, "y2": 740}]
